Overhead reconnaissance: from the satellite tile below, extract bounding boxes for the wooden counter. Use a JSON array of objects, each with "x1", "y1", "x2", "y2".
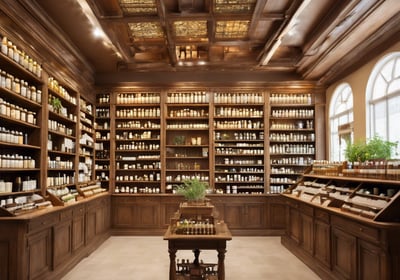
[{"x1": 0, "y1": 193, "x2": 110, "y2": 280}]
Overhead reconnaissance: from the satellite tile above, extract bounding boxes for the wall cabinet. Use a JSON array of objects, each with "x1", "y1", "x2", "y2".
[
  {"x1": 268, "y1": 93, "x2": 315, "y2": 193},
  {"x1": 114, "y1": 92, "x2": 162, "y2": 194}
]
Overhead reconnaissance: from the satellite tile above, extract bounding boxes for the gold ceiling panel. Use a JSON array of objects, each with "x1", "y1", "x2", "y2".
[
  {"x1": 173, "y1": 20, "x2": 208, "y2": 39},
  {"x1": 118, "y1": 0, "x2": 157, "y2": 15},
  {"x1": 215, "y1": 20, "x2": 250, "y2": 39},
  {"x1": 128, "y1": 22, "x2": 164, "y2": 40},
  {"x1": 214, "y1": 0, "x2": 256, "y2": 13}
]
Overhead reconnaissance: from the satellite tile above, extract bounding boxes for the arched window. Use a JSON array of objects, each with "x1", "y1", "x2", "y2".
[
  {"x1": 329, "y1": 83, "x2": 353, "y2": 161},
  {"x1": 366, "y1": 52, "x2": 400, "y2": 155}
]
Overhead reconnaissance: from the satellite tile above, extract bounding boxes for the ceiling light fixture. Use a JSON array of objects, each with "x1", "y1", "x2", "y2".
[{"x1": 260, "y1": 0, "x2": 311, "y2": 66}]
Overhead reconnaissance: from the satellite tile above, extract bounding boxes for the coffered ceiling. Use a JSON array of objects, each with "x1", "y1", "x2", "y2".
[{"x1": 26, "y1": 0, "x2": 400, "y2": 84}]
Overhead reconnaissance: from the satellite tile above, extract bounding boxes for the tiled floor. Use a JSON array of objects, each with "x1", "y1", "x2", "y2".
[{"x1": 62, "y1": 236, "x2": 321, "y2": 280}]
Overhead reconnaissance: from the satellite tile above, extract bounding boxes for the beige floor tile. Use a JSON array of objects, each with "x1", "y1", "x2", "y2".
[{"x1": 62, "y1": 236, "x2": 320, "y2": 280}]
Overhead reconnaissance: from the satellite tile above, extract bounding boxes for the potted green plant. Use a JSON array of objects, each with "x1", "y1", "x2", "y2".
[
  {"x1": 50, "y1": 96, "x2": 63, "y2": 114},
  {"x1": 345, "y1": 135, "x2": 398, "y2": 162},
  {"x1": 176, "y1": 178, "x2": 208, "y2": 203}
]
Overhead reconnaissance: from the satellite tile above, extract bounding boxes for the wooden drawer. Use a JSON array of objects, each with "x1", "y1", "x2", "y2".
[
  {"x1": 28, "y1": 213, "x2": 59, "y2": 232},
  {"x1": 332, "y1": 215, "x2": 380, "y2": 243}
]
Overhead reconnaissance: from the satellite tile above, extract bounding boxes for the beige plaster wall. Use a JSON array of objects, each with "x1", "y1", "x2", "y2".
[{"x1": 325, "y1": 41, "x2": 400, "y2": 159}]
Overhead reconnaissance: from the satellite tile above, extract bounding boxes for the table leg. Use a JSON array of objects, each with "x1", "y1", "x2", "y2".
[
  {"x1": 168, "y1": 248, "x2": 177, "y2": 280},
  {"x1": 217, "y1": 248, "x2": 226, "y2": 280}
]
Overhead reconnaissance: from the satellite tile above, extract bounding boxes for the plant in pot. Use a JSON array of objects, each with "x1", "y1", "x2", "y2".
[
  {"x1": 345, "y1": 135, "x2": 398, "y2": 163},
  {"x1": 176, "y1": 178, "x2": 208, "y2": 204},
  {"x1": 50, "y1": 96, "x2": 63, "y2": 114}
]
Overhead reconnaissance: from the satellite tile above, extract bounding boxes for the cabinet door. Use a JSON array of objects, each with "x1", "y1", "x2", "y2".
[
  {"x1": 358, "y1": 240, "x2": 387, "y2": 280},
  {"x1": 72, "y1": 214, "x2": 85, "y2": 251},
  {"x1": 132, "y1": 199, "x2": 160, "y2": 228},
  {"x1": 112, "y1": 204, "x2": 134, "y2": 227},
  {"x1": 245, "y1": 203, "x2": 266, "y2": 228},
  {"x1": 331, "y1": 227, "x2": 357, "y2": 280},
  {"x1": 53, "y1": 220, "x2": 72, "y2": 268},
  {"x1": 314, "y1": 220, "x2": 330, "y2": 268},
  {"x1": 27, "y1": 228, "x2": 52, "y2": 280},
  {"x1": 300, "y1": 213, "x2": 313, "y2": 254},
  {"x1": 223, "y1": 204, "x2": 242, "y2": 229},
  {"x1": 287, "y1": 206, "x2": 301, "y2": 244},
  {"x1": 267, "y1": 200, "x2": 286, "y2": 229}
]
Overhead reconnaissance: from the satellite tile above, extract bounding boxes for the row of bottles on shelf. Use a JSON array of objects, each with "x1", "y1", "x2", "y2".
[
  {"x1": 215, "y1": 132, "x2": 263, "y2": 141},
  {"x1": 48, "y1": 77, "x2": 77, "y2": 104},
  {"x1": 215, "y1": 107, "x2": 263, "y2": 117},
  {"x1": 48, "y1": 157, "x2": 73, "y2": 169},
  {"x1": 116, "y1": 131, "x2": 157, "y2": 141},
  {"x1": 271, "y1": 157, "x2": 314, "y2": 165},
  {"x1": 116, "y1": 120, "x2": 160, "y2": 129},
  {"x1": 117, "y1": 93, "x2": 160, "y2": 104},
  {"x1": 271, "y1": 167, "x2": 300, "y2": 174},
  {"x1": 115, "y1": 186, "x2": 161, "y2": 194},
  {"x1": 0, "y1": 69, "x2": 42, "y2": 103},
  {"x1": 269, "y1": 185, "x2": 286, "y2": 194},
  {"x1": 167, "y1": 122, "x2": 208, "y2": 129},
  {"x1": 270, "y1": 177, "x2": 297, "y2": 184},
  {"x1": 48, "y1": 119, "x2": 74, "y2": 136},
  {"x1": 80, "y1": 122, "x2": 93, "y2": 134},
  {"x1": 270, "y1": 132, "x2": 315, "y2": 142},
  {"x1": 174, "y1": 162, "x2": 202, "y2": 170},
  {"x1": 215, "y1": 174, "x2": 263, "y2": 182},
  {"x1": 168, "y1": 108, "x2": 208, "y2": 117},
  {"x1": 167, "y1": 92, "x2": 209, "y2": 103},
  {"x1": 95, "y1": 149, "x2": 109, "y2": 159},
  {"x1": 96, "y1": 131, "x2": 111, "y2": 140},
  {"x1": 215, "y1": 148, "x2": 264, "y2": 155},
  {"x1": 217, "y1": 158, "x2": 263, "y2": 165},
  {"x1": 47, "y1": 174, "x2": 74, "y2": 188},
  {"x1": 117, "y1": 154, "x2": 160, "y2": 161},
  {"x1": 270, "y1": 93, "x2": 312, "y2": 104},
  {"x1": 214, "y1": 120, "x2": 263, "y2": 129},
  {"x1": 0, "y1": 97, "x2": 37, "y2": 124},
  {"x1": 271, "y1": 109, "x2": 314, "y2": 118},
  {"x1": 270, "y1": 144, "x2": 315, "y2": 155},
  {"x1": 0, "y1": 126, "x2": 28, "y2": 145},
  {"x1": 166, "y1": 175, "x2": 209, "y2": 182},
  {"x1": 116, "y1": 142, "x2": 160, "y2": 151},
  {"x1": 96, "y1": 108, "x2": 110, "y2": 118},
  {"x1": 270, "y1": 120, "x2": 314, "y2": 130},
  {"x1": 0, "y1": 153, "x2": 35, "y2": 168},
  {"x1": 116, "y1": 173, "x2": 161, "y2": 181},
  {"x1": 47, "y1": 135, "x2": 75, "y2": 153},
  {"x1": 214, "y1": 92, "x2": 264, "y2": 104},
  {"x1": 79, "y1": 98, "x2": 92, "y2": 115},
  {"x1": 223, "y1": 185, "x2": 264, "y2": 194},
  {"x1": 97, "y1": 94, "x2": 110, "y2": 104},
  {"x1": 0, "y1": 176, "x2": 37, "y2": 193},
  {"x1": 95, "y1": 163, "x2": 109, "y2": 170},
  {"x1": 116, "y1": 161, "x2": 161, "y2": 170},
  {"x1": 116, "y1": 107, "x2": 160, "y2": 118},
  {"x1": 216, "y1": 167, "x2": 264, "y2": 173},
  {"x1": 1, "y1": 36, "x2": 42, "y2": 78}
]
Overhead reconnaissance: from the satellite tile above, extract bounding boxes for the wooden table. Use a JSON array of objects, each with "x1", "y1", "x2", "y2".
[{"x1": 164, "y1": 222, "x2": 232, "y2": 280}]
